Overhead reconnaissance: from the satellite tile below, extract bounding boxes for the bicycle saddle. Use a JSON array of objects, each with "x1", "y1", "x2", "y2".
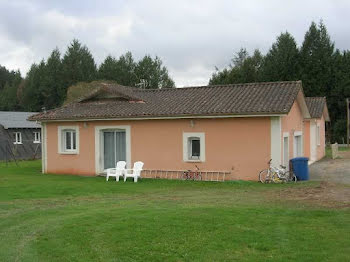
[{"x1": 280, "y1": 165, "x2": 286, "y2": 169}]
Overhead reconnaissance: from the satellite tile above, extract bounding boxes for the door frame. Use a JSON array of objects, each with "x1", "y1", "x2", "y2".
[
  {"x1": 101, "y1": 129, "x2": 127, "y2": 171},
  {"x1": 283, "y1": 132, "x2": 289, "y2": 169},
  {"x1": 95, "y1": 125, "x2": 131, "y2": 174}
]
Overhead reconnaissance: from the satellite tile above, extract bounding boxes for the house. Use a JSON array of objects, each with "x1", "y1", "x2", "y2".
[
  {"x1": 29, "y1": 81, "x2": 328, "y2": 180},
  {"x1": 304, "y1": 97, "x2": 330, "y2": 163},
  {"x1": 0, "y1": 111, "x2": 41, "y2": 161}
]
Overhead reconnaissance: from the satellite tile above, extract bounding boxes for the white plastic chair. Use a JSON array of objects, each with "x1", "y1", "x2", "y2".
[
  {"x1": 124, "y1": 161, "x2": 144, "y2": 182},
  {"x1": 106, "y1": 161, "x2": 126, "y2": 182}
]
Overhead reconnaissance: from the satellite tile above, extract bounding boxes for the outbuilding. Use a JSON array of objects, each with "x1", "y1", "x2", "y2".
[
  {"x1": 0, "y1": 111, "x2": 41, "y2": 161},
  {"x1": 29, "y1": 81, "x2": 328, "y2": 180}
]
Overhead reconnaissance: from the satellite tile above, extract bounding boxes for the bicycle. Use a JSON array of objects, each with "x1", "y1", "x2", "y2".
[
  {"x1": 259, "y1": 159, "x2": 297, "y2": 183},
  {"x1": 182, "y1": 165, "x2": 202, "y2": 181}
]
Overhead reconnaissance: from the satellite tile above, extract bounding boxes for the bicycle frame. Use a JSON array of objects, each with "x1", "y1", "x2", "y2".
[{"x1": 265, "y1": 160, "x2": 287, "y2": 180}]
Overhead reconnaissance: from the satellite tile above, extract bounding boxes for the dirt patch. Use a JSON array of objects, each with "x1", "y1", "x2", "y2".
[
  {"x1": 309, "y1": 158, "x2": 350, "y2": 185},
  {"x1": 277, "y1": 182, "x2": 350, "y2": 209},
  {"x1": 339, "y1": 150, "x2": 350, "y2": 159}
]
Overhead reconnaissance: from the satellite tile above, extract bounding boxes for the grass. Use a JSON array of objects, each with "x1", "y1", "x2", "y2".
[{"x1": 0, "y1": 161, "x2": 349, "y2": 261}]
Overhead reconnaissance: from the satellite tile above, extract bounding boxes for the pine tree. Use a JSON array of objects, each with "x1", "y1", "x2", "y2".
[
  {"x1": 134, "y1": 55, "x2": 175, "y2": 89},
  {"x1": 62, "y1": 39, "x2": 97, "y2": 99},
  {"x1": 0, "y1": 68, "x2": 22, "y2": 110},
  {"x1": 98, "y1": 52, "x2": 138, "y2": 86},
  {"x1": 262, "y1": 32, "x2": 299, "y2": 81},
  {"x1": 43, "y1": 48, "x2": 64, "y2": 107},
  {"x1": 209, "y1": 49, "x2": 263, "y2": 84},
  {"x1": 22, "y1": 61, "x2": 47, "y2": 111},
  {"x1": 299, "y1": 21, "x2": 335, "y2": 96},
  {"x1": 98, "y1": 55, "x2": 119, "y2": 81}
]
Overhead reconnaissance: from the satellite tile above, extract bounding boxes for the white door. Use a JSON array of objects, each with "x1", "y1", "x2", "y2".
[
  {"x1": 103, "y1": 130, "x2": 126, "y2": 170},
  {"x1": 310, "y1": 122, "x2": 317, "y2": 161},
  {"x1": 283, "y1": 136, "x2": 289, "y2": 168}
]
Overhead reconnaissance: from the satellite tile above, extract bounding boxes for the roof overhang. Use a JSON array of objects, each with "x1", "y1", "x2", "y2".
[
  {"x1": 33, "y1": 113, "x2": 288, "y2": 123},
  {"x1": 323, "y1": 103, "x2": 331, "y2": 122},
  {"x1": 296, "y1": 90, "x2": 311, "y2": 119}
]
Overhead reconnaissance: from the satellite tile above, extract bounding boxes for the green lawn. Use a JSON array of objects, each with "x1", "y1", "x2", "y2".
[{"x1": 0, "y1": 161, "x2": 349, "y2": 261}]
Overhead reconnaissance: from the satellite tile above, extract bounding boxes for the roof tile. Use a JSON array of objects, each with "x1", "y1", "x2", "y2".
[{"x1": 30, "y1": 81, "x2": 302, "y2": 121}]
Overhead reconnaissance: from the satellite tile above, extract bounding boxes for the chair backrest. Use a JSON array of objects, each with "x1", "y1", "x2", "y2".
[
  {"x1": 133, "y1": 161, "x2": 144, "y2": 176},
  {"x1": 116, "y1": 161, "x2": 127, "y2": 170}
]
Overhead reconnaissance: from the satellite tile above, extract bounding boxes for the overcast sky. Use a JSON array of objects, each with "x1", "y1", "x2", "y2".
[{"x1": 0, "y1": 0, "x2": 349, "y2": 87}]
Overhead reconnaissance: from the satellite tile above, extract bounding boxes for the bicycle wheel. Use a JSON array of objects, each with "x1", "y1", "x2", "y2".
[
  {"x1": 195, "y1": 173, "x2": 202, "y2": 181},
  {"x1": 259, "y1": 169, "x2": 270, "y2": 183},
  {"x1": 286, "y1": 171, "x2": 297, "y2": 183}
]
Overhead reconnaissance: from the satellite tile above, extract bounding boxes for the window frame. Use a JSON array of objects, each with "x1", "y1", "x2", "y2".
[
  {"x1": 58, "y1": 126, "x2": 79, "y2": 154},
  {"x1": 33, "y1": 131, "x2": 41, "y2": 143},
  {"x1": 13, "y1": 132, "x2": 22, "y2": 145},
  {"x1": 183, "y1": 132, "x2": 205, "y2": 162},
  {"x1": 293, "y1": 131, "x2": 303, "y2": 158}
]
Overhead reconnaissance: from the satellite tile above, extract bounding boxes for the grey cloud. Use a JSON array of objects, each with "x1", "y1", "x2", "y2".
[{"x1": 0, "y1": 0, "x2": 349, "y2": 86}]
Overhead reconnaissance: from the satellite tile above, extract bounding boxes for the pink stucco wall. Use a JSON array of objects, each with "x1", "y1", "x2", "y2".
[{"x1": 45, "y1": 117, "x2": 271, "y2": 180}]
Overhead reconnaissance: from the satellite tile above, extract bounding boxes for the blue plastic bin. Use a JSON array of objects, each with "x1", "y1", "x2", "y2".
[{"x1": 290, "y1": 157, "x2": 309, "y2": 181}]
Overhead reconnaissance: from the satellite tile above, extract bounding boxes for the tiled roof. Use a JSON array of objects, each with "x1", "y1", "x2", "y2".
[
  {"x1": 0, "y1": 111, "x2": 41, "y2": 128},
  {"x1": 30, "y1": 81, "x2": 303, "y2": 121},
  {"x1": 305, "y1": 97, "x2": 327, "y2": 118}
]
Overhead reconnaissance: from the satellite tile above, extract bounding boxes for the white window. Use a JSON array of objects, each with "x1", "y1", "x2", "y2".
[
  {"x1": 183, "y1": 132, "x2": 205, "y2": 162},
  {"x1": 58, "y1": 126, "x2": 79, "y2": 154},
  {"x1": 13, "y1": 132, "x2": 22, "y2": 144},
  {"x1": 283, "y1": 132, "x2": 289, "y2": 167},
  {"x1": 33, "y1": 132, "x2": 41, "y2": 143},
  {"x1": 294, "y1": 131, "x2": 303, "y2": 157},
  {"x1": 316, "y1": 125, "x2": 320, "y2": 146}
]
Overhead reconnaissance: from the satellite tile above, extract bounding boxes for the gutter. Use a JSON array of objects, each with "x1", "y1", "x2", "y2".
[{"x1": 30, "y1": 113, "x2": 288, "y2": 123}]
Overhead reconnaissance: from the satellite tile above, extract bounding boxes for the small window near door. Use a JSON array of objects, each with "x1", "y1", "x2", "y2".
[
  {"x1": 58, "y1": 126, "x2": 79, "y2": 154},
  {"x1": 316, "y1": 125, "x2": 320, "y2": 146},
  {"x1": 183, "y1": 132, "x2": 205, "y2": 162},
  {"x1": 33, "y1": 132, "x2": 41, "y2": 143},
  {"x1": 13, "y1": 132, "x2": 22, "y2": 144}
]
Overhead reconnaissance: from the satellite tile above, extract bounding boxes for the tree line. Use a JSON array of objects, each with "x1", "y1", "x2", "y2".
[
  {"x1": 0, "y1": 21, "x2": 348, "y2": 142},
  {"x1": 0, "y1": 39, "x2": 175, "y2": 112},
  {"x1": 210, "y1": 21, "x2": 350, "y2": 143}
]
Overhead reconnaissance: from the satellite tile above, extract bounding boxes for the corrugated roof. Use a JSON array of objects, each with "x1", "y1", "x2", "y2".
[
  {"x1": 0, "y1": 111, "x2": 41, "y2": 129},
  {"x1": 30, "y1": 81, "x2": 303, "y2": 121},
  {"x1": 305, "y1": 97, "x2": 327, "y2": 119}
]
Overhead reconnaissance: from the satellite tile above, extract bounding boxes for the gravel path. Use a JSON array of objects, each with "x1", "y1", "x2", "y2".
[{"x1": 309, "y1": 154, "x2": 350, "y2": 185}]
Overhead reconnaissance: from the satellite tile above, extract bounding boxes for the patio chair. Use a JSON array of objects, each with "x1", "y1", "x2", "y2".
[
  {"x1": 106, "y1": 161, "x2": 126, "y2": 182},
  {"x1": 124, "y1": 161, "x2": 144, "y2": 182}
]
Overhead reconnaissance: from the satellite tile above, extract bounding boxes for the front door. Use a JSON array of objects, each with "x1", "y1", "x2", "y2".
[{"x1": 103, "y1": 130, "x2": 126, "y2": 170}]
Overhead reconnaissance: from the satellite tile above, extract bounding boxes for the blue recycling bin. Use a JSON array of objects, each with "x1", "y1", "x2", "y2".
[{"x1": 290, "y1": 157, "x2": 309, "y2": 181}]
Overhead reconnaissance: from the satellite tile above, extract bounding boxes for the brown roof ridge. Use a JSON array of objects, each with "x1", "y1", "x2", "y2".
[{"x1": 137, "y1": 80, "x2": 302, "y2": 92}]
